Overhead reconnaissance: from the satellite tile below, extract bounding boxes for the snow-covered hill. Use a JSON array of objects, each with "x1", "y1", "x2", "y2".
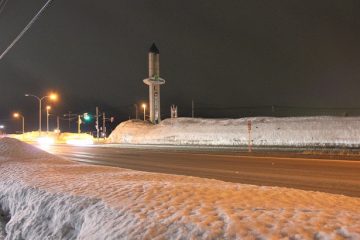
[
  {"x1": 108, "y1": 117, "x2": 360, "y2": 147},
  {"x1": 0, "y1": 138, "x2": 359, "y2": 239}
]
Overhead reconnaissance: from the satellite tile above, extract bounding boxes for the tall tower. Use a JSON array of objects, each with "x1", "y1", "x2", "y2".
[{"x1": 143, "y1": 43, "x2": 166, "y2": 124}]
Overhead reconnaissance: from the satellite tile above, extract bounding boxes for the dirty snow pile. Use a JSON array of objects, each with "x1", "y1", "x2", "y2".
[
  {"x1": 0, "y1": 138, "x2": 360, "y2": 239},
  {"x1": 108, "y1": 117, "x2": 360, "y2": 147}
]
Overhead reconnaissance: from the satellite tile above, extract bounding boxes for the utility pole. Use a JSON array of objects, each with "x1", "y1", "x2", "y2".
[
  {"x1": 78, "y1": 115, "x2": 81, "y2": 134},
  {"x1": 192, "y1": 100, "x2": 194, "y2": 118},
  {"x1": 134, "y1": 104, "x2": 138, "y2": 119},
  {"x1": 46, "y1": 106, "x2": 51, "y2": 134},
  {"x1": 96, "y1": 107, "x2": 99, "y2": 140},
  {"x1": 68, "y1": 111, "x2": 71, "y2": 131},
  {"x1": 57, "y1": 116, "x2": 60, "y2": 131},
  {"x1": 102, "y1": 112, "x2": 106, "y2": 139}
]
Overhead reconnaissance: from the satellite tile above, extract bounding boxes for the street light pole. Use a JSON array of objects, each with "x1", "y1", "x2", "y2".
[
  {"x1": 13, "y1": 113, "x2": 25, "y2": 134},
  {"x1": 57, "y1": 116, "x2": 60, "y2": 131},
  {"x1": 21, "y1": 115, "x2": 24, "y2": 134},
  {"x1": 142, "y1": 104, "x2": 146, "y2": 121},
  {"x1": 46, "y1": 106, "x2": 51, "y2": 134},
  {"x1": 25, "y1": 93, "x2": 58, "y2": 135},
  {"x1": 68, "y1": 111, "x2": 71, "y2": 131}
]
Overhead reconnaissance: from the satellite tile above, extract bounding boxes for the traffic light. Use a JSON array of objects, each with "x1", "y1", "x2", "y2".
[{"x1": 83, "y1": 113, "x2": 91, "y2": 121}]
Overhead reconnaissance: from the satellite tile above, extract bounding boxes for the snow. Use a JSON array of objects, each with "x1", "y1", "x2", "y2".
[
  {"x1": 108, "y1": 117, "x2": 360, "y2": 147},
  {"x1": 9, "y1": 131, "x2": 94, "y2": 145},
  {"x1": 0, "y1": 216, "x2": 5, "y2": 240},
  {"x1": 0, "y1": 138, "x2": 360, "y2": 239}
]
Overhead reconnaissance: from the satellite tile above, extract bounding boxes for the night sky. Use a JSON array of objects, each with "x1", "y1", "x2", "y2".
[{"x1": 1, "y1": 0, "x2": 360, "y2": 132}]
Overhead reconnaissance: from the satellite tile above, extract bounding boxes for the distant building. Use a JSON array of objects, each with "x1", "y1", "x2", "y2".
[{"x1": 143, "y1": 43, "x2": 166, "y2": 124}]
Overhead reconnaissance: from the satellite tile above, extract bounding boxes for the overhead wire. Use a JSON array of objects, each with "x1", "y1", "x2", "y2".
[
  {"x1": 0, "y1": 0, "x2": 9, "y2": 16},
  {"x1": 0, "y1": 0, "x2": 53, "y2": 61}
]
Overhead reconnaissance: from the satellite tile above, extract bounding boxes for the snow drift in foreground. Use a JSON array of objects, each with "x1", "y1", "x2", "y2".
[
  {"x1": 0, "y1": 138, "x2": 360, "y2": 239},
  {"x1": 108, "y1": 117, "x2": 360, "y2": 147}
]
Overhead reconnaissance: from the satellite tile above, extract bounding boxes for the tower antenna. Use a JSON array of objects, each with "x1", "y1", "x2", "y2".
[{"x1": 143, "y1": 43, "x2": 166, "y2": 124}]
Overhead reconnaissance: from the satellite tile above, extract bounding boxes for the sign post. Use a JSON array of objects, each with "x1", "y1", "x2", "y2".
[{"x1": 248, "y1": 120, "x2": 252, "y2": 152}]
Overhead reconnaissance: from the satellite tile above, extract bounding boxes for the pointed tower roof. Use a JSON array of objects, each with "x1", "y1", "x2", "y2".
[{"x1": 149, "y1": 43, "x2": 159, "y2": 54}]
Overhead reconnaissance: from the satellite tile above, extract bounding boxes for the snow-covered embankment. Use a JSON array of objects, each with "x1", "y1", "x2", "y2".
[
  {"x1": 0, "y1": 138, "x2": 360, "y2": 239},
  {"x1": 108, "y1": 117, "x2": 360, "y2": 147}
]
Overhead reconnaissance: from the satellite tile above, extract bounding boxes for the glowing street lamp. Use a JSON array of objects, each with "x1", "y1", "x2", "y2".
[
  {"x1": 13, "y1": 112, "x2": 25, "y2": 134},
  {"x1": 142, "y1": 104, "x2": 146, "y2": 121},
  {"x1": 49, "y1": 93, "x2": 58, "y2": 101},
  {"x1": 25, "y1": 92, "x2": 58, "y2": 135},
  {"x1": 46, "y1": 106, "x2": 51, "y2": 134}
]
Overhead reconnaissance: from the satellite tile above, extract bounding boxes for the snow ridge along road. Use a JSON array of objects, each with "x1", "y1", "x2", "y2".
[
  {"x1": 108, "y1": 117, "x2": 360, "y2": 147},
  {"x1": 0, "y1": 138, "x2": 360, "y2": 239}
]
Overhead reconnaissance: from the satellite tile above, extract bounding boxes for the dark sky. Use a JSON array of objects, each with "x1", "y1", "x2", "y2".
[{"x1": 1, "y1": 0, "x2": 360, "y2": 132}]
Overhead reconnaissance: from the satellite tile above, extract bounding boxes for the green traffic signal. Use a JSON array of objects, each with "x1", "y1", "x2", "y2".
[{"x1": 83, "y1": 113, "x2": 91, "y2": 121}]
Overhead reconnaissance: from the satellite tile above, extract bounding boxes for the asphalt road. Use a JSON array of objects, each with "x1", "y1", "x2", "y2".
[{"x1": 45, "y1": 144, "x2": 360, "y2": 197}]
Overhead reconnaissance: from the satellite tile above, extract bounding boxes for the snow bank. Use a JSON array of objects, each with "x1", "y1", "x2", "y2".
[
  {"x1": 9, "y1": 132, "x2": 94, "y2": 144},
  {"x1": 0, "y1": 214, "x2": 6, "y2": 240},
  {"x1": 0, "y1": 138, "x2": 360, "y2": 239},
  {"x1": 108, "y1": 117, "x2": 360, "y2": 147},
  {"x1": 0, "y1": 137, "x2": 53, "y2": 160}
]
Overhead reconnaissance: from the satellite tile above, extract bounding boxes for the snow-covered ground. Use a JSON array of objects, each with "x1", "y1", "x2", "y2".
[
  {"x1": 108, "y1": 117, "x2": 360, "y2": 147},
  {"x1": 0, "y1": 215, "x2": 6, "y2": 240},
  {"x1": 0, "y1": 138, "x2": 360, "y2": 239},
  {"x1": 9, "y1": 131, "x2": 94, "y2": 145}
]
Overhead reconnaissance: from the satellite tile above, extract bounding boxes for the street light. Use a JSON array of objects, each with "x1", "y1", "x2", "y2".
[
  {"x1": 49, "y1": 93, "x2": 58, "y2": 101},
  {"x1": 142, "y1": 103, "x2": 146, "y2": 121},
  {"x1": 25, "y1": 92, "x2": 58, "y2": 135},
  {"x1": 0, "y1": 125, "x2": 4, "y2": 135},
  {"x1": 13, "y1": 112, "x2": 25, "y2": 134},
  {"x1": 46, "y1": 106, "x2": 51, "y2": 134}
]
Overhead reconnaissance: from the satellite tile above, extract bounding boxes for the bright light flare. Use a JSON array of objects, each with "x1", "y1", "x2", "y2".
[
  {"x1": 49, "y1": 93, "x2": 58, "y2": 101},
  {"x1": 37, "y1": 137, "x2": 55, "y2": 146},
  {"x1": 142, "y1": 103, "x2": 146, "y2": 109},
  {"x1": 13, "y1": 113, "x2": 20, "y2": 118},
  {"x1": 46, "y1": 105, "x2": 51, "y2": 110},
  {"x1": 66, "y1": 139, "x2": 94, "y2": 146}
]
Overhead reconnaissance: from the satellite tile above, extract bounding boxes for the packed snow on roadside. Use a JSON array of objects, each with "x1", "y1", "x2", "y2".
[
  {"x1": 9, "y1": 131, "x2": 94, "y2": 145},
  {"x1": 0, "y1": 138, "x2": 360, "y2": 239},
  {"x1": 108, "y1": 117, "x2": 360, "y2": 147},
  {"x1": 0, "y1": 215, "x2": 6, "y2": 240}
]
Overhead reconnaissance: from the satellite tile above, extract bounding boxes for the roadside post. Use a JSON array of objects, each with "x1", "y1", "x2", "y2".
[{"x1": 248, "y1": 120, "x2": 252, "y2": 152}]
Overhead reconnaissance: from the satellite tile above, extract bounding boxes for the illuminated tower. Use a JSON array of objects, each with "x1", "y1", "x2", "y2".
[{"x1": 143, "y1": 43, "x2": 165, "y2": 124}]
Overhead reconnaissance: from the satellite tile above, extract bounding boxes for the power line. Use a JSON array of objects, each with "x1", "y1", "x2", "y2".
[
  {"x1": 0, "y1": 0, "x2": 9, "y2": 16},
  {"x1": 0, "y1": 0, "x2": 53, "y2": 61}
]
